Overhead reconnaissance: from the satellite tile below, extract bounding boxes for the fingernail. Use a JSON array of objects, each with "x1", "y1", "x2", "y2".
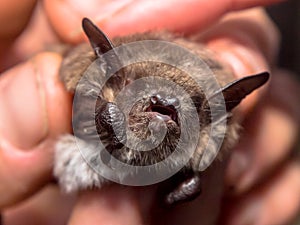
[
  {"x1": 225, "y1": 150, "x2": 251, "y2": 192},
  {"x1": 69, "y1": 0, "x2": 134, "y2": 19},
  {"x1": 0, "y1": 61, "x2": 48, "y2": 150},
  {"x1": 67, "y1": 0, "x2": 134, "y2": 35},
  {"x1": 69, "y1": 187, "x2": 144, "y2": 225},
  {"x1": 229, "y1": 45, "x2": 268, "y2": 76},
  {"x1": 206, "y1": 33, "x2": 269, "y2": 77},
  {"x1": 229, "y1": 199, "x2": 262, "y2": 225}
]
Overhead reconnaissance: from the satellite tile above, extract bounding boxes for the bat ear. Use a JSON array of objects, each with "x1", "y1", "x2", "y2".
[
  {"x1": 82, "y1": 17, "x2": 126, "y2": 92},
  {"x1": 82, "y1": 17, "x2": 114, "y2": 57},
  {"x1": 211, "y1": 72, "x2": 270, "y2": 111}
]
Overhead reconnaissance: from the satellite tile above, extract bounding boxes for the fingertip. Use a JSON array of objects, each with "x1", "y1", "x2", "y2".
[
  {"x1": 0, "y1": 52, "x2": 71, "y2": 149},
  {"x1": 68, "y1": 186, "x2": 146, "y2": 225},
  {"x1": 0, "y1": 56, "x2": 48, "y2": 150},
  {"x1": 205, "y1": 36, "x2": 270, "y2": 116},
  {"x1": 223, "y1": 162, "x2": 300, "y2": 225},
  {"x1": 44, "y1": 0, "x2": 281, "y2": 43},
  {"x1": 44, "y1": 0, "x2": 86, "y2": 43}
]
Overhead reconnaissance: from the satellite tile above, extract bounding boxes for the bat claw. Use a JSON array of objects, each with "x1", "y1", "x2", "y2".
[{"x1": 164, "y1": 171, "x2": 202, "y2": 205}]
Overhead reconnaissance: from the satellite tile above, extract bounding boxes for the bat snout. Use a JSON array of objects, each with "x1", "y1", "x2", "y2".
[{"x1": 147, "y1": 94, "x2": 179, "y2": 124}]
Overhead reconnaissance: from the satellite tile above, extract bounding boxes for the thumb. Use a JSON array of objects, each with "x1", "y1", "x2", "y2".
[{"x1": 0, "y1": 52, "x2": 72, "y2": 208}]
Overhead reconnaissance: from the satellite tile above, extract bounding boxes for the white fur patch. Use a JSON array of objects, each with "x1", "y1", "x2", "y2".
[{"x1": 54, "y1": 135, "x2": 107, "y2": 192}]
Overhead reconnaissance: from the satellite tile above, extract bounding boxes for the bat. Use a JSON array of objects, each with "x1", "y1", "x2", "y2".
[{"x1": 54, "y1": 18, "x2": 269, "y2": 205}]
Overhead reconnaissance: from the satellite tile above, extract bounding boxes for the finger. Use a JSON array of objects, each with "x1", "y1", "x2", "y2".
[
  {"x1": 152, "y1": 163, "x2": 230, "y2": 225},
  {"x1": 67, "y1": 186, "x2": 154, "y2": 225},
  {"x1": 0, "y1": 52, "x2": 72, "y2": 208},
  {"x1": 0, "y1": 0, "x2": 37, "y2": 42},
  {"x1": 44, "y1": 3, "x2": 279, "y2": 116},
  {"x1": 43, "y1": 0, "x2": 284, "y2": 43},
  {"x1": 202, "y1": 7, "x2": 279, "y2": 72},
  {"x1": 0, "y1": 0, "x2": 38, "y2": 65},
  {"x1": 0, "y1": 5, "x2": 61, "y2": 71},
  {"x1": 68, "y1": 161, "x2": 228, "y2": 225},
  {"x1": 222, "y1": 161, "x2": 300, "y2": 225},
  {"x1": 202, "y1": 8, "x2": 278, "y2": 115},
  {"x1": 45, "y1": 5, "x2": 279, "y2": 116},
  {"x1": 3, "y1": 185, "x2": 75, "y2": 225},
  {"x1": 225, "y1": 70, "x2": 300, "y2": 194}
]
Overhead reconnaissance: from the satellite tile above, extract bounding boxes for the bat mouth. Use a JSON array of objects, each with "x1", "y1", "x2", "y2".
[{"x1": 147, "y1": 105, "x2": 178, "y2": 124}]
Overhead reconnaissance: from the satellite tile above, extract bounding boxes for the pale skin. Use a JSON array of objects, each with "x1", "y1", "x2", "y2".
[{"x1": 0, "y1": 0, "x2": 300, "y2": 225}]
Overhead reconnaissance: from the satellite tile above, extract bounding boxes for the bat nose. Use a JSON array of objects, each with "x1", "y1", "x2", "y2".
[{"x1": 150, "y1": 94, "x2": 180, "y2": 109}]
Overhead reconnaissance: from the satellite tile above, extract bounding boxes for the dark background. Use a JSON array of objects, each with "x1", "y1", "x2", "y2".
[{"x1": 266, "y1": 0, "x2": 300, "y2": 77}]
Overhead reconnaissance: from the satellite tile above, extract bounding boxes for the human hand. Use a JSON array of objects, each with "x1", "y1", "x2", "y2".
[
  {"x1": 1, "y1": 0, "x2": 299, "y2": 225},
  {"x1": 221, "y1": 68, "x2": 300, "y2": 225}
]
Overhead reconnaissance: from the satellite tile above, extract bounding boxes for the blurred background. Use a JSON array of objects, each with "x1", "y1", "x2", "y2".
[
  {"x1": 267, "y1": 0, "x2": 299, "y2": 224},
  {"x1": 266, "y1": 0, "x2": 300, "y2": 77}
]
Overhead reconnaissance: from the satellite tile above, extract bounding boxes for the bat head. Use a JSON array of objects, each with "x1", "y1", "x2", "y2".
[{"x1": 81, "y1": 18, "x2": 270, "y2": 166}]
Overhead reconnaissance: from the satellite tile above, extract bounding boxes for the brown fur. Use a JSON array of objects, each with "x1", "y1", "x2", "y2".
[{"x1": 55, "y1": 31, "x2": 241, "y2": 192}]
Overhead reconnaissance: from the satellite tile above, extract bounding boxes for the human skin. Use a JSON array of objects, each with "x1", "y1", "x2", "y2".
[{"x1": 0, "y1": 0, "x2": 299, "y2": 225}]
